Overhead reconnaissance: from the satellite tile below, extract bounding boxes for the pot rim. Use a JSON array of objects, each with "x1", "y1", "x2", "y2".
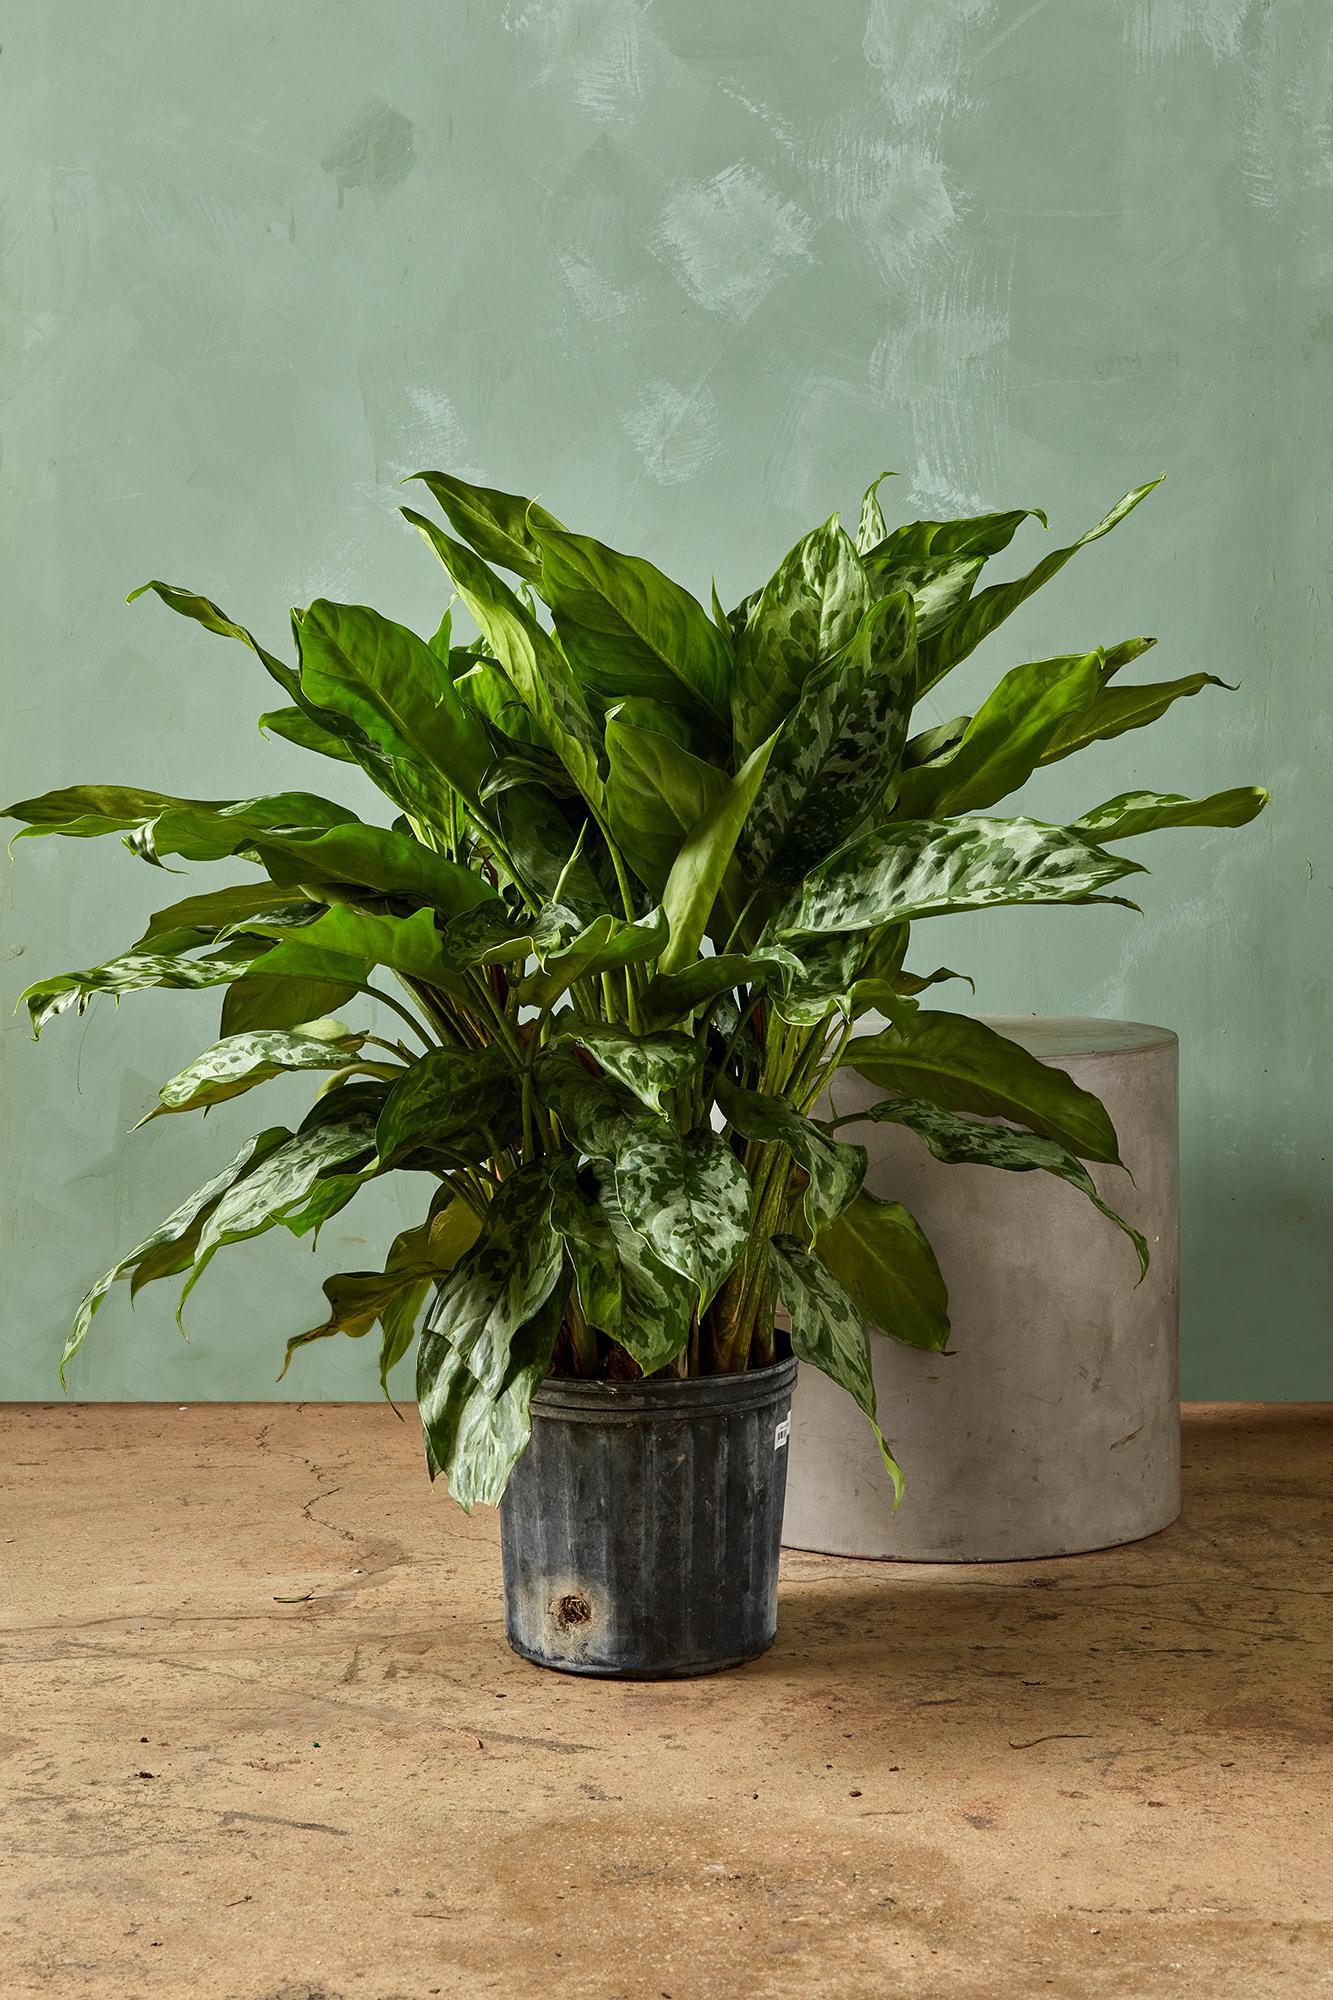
[{"x1": 530, "y1": 1351, "x2": 797, "y2": 1420}]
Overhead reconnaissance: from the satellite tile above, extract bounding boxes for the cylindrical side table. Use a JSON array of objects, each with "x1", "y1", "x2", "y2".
[{"x1": 782, "y1": 1016, "x2": 1180, "y2": 1561}]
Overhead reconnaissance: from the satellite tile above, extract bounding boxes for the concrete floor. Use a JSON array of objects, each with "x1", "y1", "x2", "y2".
[{"x1": 2, "y1": 1405, "x2": 1330, "y2": 2000}]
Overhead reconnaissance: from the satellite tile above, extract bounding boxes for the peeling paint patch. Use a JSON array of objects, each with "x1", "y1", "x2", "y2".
[
  {"x1": 622, "y1": 378, "x2": 722, "y2": 486},
  {"x1": 653, "y1": 165, "x2": 813, "y2": 317},
  {"x1": 320, "y1": 100, "x2": 416, "y2": 206}
]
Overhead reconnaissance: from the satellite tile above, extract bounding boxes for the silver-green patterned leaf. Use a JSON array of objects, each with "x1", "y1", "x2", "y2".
[
  {"x1": 614, "y1": 1128, "x2": 751, "y2": 1311},
  {"x1": 375, "y1": 1047, "x2": 518, "y2": 1167},
  {"x1": 59, "y1": 1128, "x2": 290, "y2": 1382},
  {"x1": 781, "y1": 815, "x2": 1145, "y2": 938},
  {"x1": 743, "y1": 591, "x2": 916, "y2": 883},
  {"x1": 426, "y1": 1164, "x2": 564, "y2": 1399},
  {"x1": 418, "y1": 1288, "x2": 564, "y2": 1511},
  {"x1": 179, "y1": 1114, "x2": 379, "y2": 1316},
  {"x1": 549, "y1": 1157, "x2": 693, "y2": 1375},
  {"x1": 715, "y1": 1076, "x2": 865, "y2": 1234},
  {"x1": 856, "y1": 472, "x2": 893, "y2": 553},
  {"x1": 767, "y1": 1233, "x2": 902, "y2": 1503},
  {"x1": 1072, "y1": 787, "x2": 1268, "y2": 843},
  {"x1": 730, "y1": 517, "x2": 871, "y2": 757},
  {"x1": 841, "y1": 1010, "x2": 1121, "y2": 1163},
  {"x1": 141, "y1": 1023, "x2": 367, "y2": 1121},
  {"x1": 554, "y1": 1022, "x2": 703, "y2": 1112},
  {"x1": 813, "y1": 1192, "x2": 951, "y2": 1353},
  {"x1": 535, "y1": 1042, "x2": 658, "y2": 1160},
  {"x1": 4, "y1": 785, "x2": 356, "y2": 860},
  {"x1": 856, "y1": 1097, "x2": 1147, "y2": 1278},
  {"x1": 20, "y1": 941, "x2": 258, "y2": 1035}
]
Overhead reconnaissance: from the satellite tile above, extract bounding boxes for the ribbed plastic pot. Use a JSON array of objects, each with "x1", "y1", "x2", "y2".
[{"x1": 499, "y1": 1356, "x2": 797, "y2": 1679}]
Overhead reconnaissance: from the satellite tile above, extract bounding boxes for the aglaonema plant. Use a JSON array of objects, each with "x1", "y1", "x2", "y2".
[{"x1": 6, "y1": 469, "x2": 1266, "y2": 1508}]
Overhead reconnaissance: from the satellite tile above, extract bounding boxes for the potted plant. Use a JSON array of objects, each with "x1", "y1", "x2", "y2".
[{"x1": 7, "y1": 468, "x2": 1265, "y2": 1676}]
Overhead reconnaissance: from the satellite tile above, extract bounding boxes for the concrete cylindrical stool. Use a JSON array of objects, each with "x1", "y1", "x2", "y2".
[{"x1": 783, "y1": 1017, "x2": 1179, "y2": 1561}]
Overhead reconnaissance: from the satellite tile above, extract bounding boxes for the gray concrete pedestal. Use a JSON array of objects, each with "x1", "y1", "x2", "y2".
[{"x1": 783, "y1": 1017, "x2": 1180, "y2": 1561}]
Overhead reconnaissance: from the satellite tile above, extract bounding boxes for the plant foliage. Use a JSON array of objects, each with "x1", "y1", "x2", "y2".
[{"x1": 7, "y1": 472, "x2": 1266, "y2": 1507}]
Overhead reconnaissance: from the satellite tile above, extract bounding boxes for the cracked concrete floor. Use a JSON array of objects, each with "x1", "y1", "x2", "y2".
[{"x1": 2, "y1": 1402, "x2": 1330, "y2": 1999}]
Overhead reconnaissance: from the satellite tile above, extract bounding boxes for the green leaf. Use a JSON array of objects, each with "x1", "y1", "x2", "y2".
[
  {"x1": 294, "y1": 598, "x2": 493, "y2": 816},
  {"x1": 135, "y1": 883, "x2": 317, "y2": 946},
  {"x1": 781, "y1": 814, "x2": 1145, "y2": 938},
  {"x1": 403, "y1": 508, "x2": 605, "y2": 811},
  {"x1": 892, "y1": 651, "x2": 1104, "y2": 820},
  {"x1": 5, "y1": 786, "x2": 356, "y2": 859},
  {"x1": 553, "y1": 1022, "x2": 703, "y2": 1112},
  {"x1": 767, "y1": 1233, "x2": 903, "y2": 1503},
  {"x1": 514, "y1": 907, "x2": 668, "y2": 1009},
  {"x1": 603, "y1": 716, "x2": 727, "y2": 896},
  {"x1": 1072, "y1": 787, "x2": 1269, "y2": 843},
  {"x1": 865, "y1": 505, "x2": 1042, "y2": 570},
  {"x1": 492, "y1": 784, "x2": 611, "y2": 918},
  {"x1": 658, "y1": 732, "x2": 777, "y2": 975},
  {"x1": 279, "y1": 1199, "x2": 483, "y2": 1381},
  {"x1": 247, "y1": 905, "x2": 460, "y2": 994},
  {"x1": 418, "y1": 1287, "x2": 564, "y2": 1510},
  {"x1": 178, "y1": 1113, "x2": 379, "y2": 1317},
  {"x1": 842, "y1": 1010, "x2": 1122, "y2": 1163},
  {"x1": 715, "y1": 1076, "x2": 865, "y2": 1234},
  {"x1": 614, "y1": 1128, "x2": 751, "y2": 1312},
  {"x1": 247, "y1": 822, "x2": 495, "y2": 920},
  {"x1": 411, "y1": 469, "x2": 546, "y2": 582},
  {"x1": 730, "y1": 517, "x2": 872, "y2": 758},
  {"x1": 426, "y1": 1164, "x2": 564, "y2": 1399},
  {"x1": 1039, "y1": 672, "x2": 1228, "y2": 765},
  {"x1": 220, "y1": 973, "x2": 361, "y2": 1036},
  {"x1": 744, "y1": 591, "x2": 916, "y2": 882},
  {"x1": 128, "y1": 580, "x2": 303, "y2": 700},
  {"x1": 259, "y1": 705, "x2": 358, "y2": 763},
  {"x1": 375, "y1": 1047, "x2": 518, "y2": 1167},
  {"x1": 526, "y1": 506, "x2": 731, "y2": 720},
  {"x1": 916, "y1": 479, "x2": 1161, "y2": 695},
  {"x1": 59, "y1": 1129, "x2": 290, "y2": 1382},
  {"x1": 142, "y1": 1023, "x2": 367, "y2": 1121},
  {"x1": 814, "y1": 1192, "x2": 951, "y2": 1352},
  {"x1": 549, "y1": 1157, "x2": 693, "y2": 1375},
  {"x1": 641, "y1": 945, "x2": 805, "y2": 1024},
  {"x1": 856, "y1": 1097, "x2": 1148, "y2": 1278}
]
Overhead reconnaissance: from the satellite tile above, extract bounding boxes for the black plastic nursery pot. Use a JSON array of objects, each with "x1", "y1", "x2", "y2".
[{"x1": 499, "y1": 1355, "x2": 798, "y2": 1678}]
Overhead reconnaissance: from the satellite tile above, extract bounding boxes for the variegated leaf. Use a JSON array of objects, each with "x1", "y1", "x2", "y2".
[
  {"x1": 549, "y1": 1158, "x2": 693, "y2": 1375},
  {"x1": 60, "y1": 1128, "x2": 290, "y2": 1382},
  {"x1": 715, "y1": 1076, "x2": 865, "y2": 1234},
  {"x1": 375, "y1": 1047, "x2": 519, "y2": 1167},
  {"x1": 554, "y1": 1022, "x2": 703, "y2": 1112},
  {"x1": 614, "y1": 1128, "x2": 752, "y2": 1311},
  {"x1": 1072, "y1": 787, "x2": 1268, "y2": 843},
  {"x1": 782, "y1": 815, "x2": 1145, "y2": 938},
  {"x1": 858, "y1": 1097, "x2": 1147, "y2": 1277},
  {"x1": 418, "y1": 1288, "x2": 565, "y2": 1511},
  {"x1": 425, "y1": 1164, "x2": 564, "y2": 1399},
  {"x1": 730, "y1": 517, "x2": 871, "y2": 757},
  {"x1": 21, "y1": 941, "x2": 258, "y2": 1036},
  {"x1": 743, "y1": 591, "x2": 916, "y2": 883},
  {"x1": 535, "y1": 1042, "x2": 658, "y2": 1160},
  {"x1": 767, "y1": 1233, "x2": 903, "y2": 1503},
  {"x1": 141, "y1": 1023, "x2": 368, "y2": 1121}
]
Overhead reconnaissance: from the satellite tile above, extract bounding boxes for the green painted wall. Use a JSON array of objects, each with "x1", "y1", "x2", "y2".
[{"x1": 3, "y1": 2, "x2": 1326, "y2": 1404}]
